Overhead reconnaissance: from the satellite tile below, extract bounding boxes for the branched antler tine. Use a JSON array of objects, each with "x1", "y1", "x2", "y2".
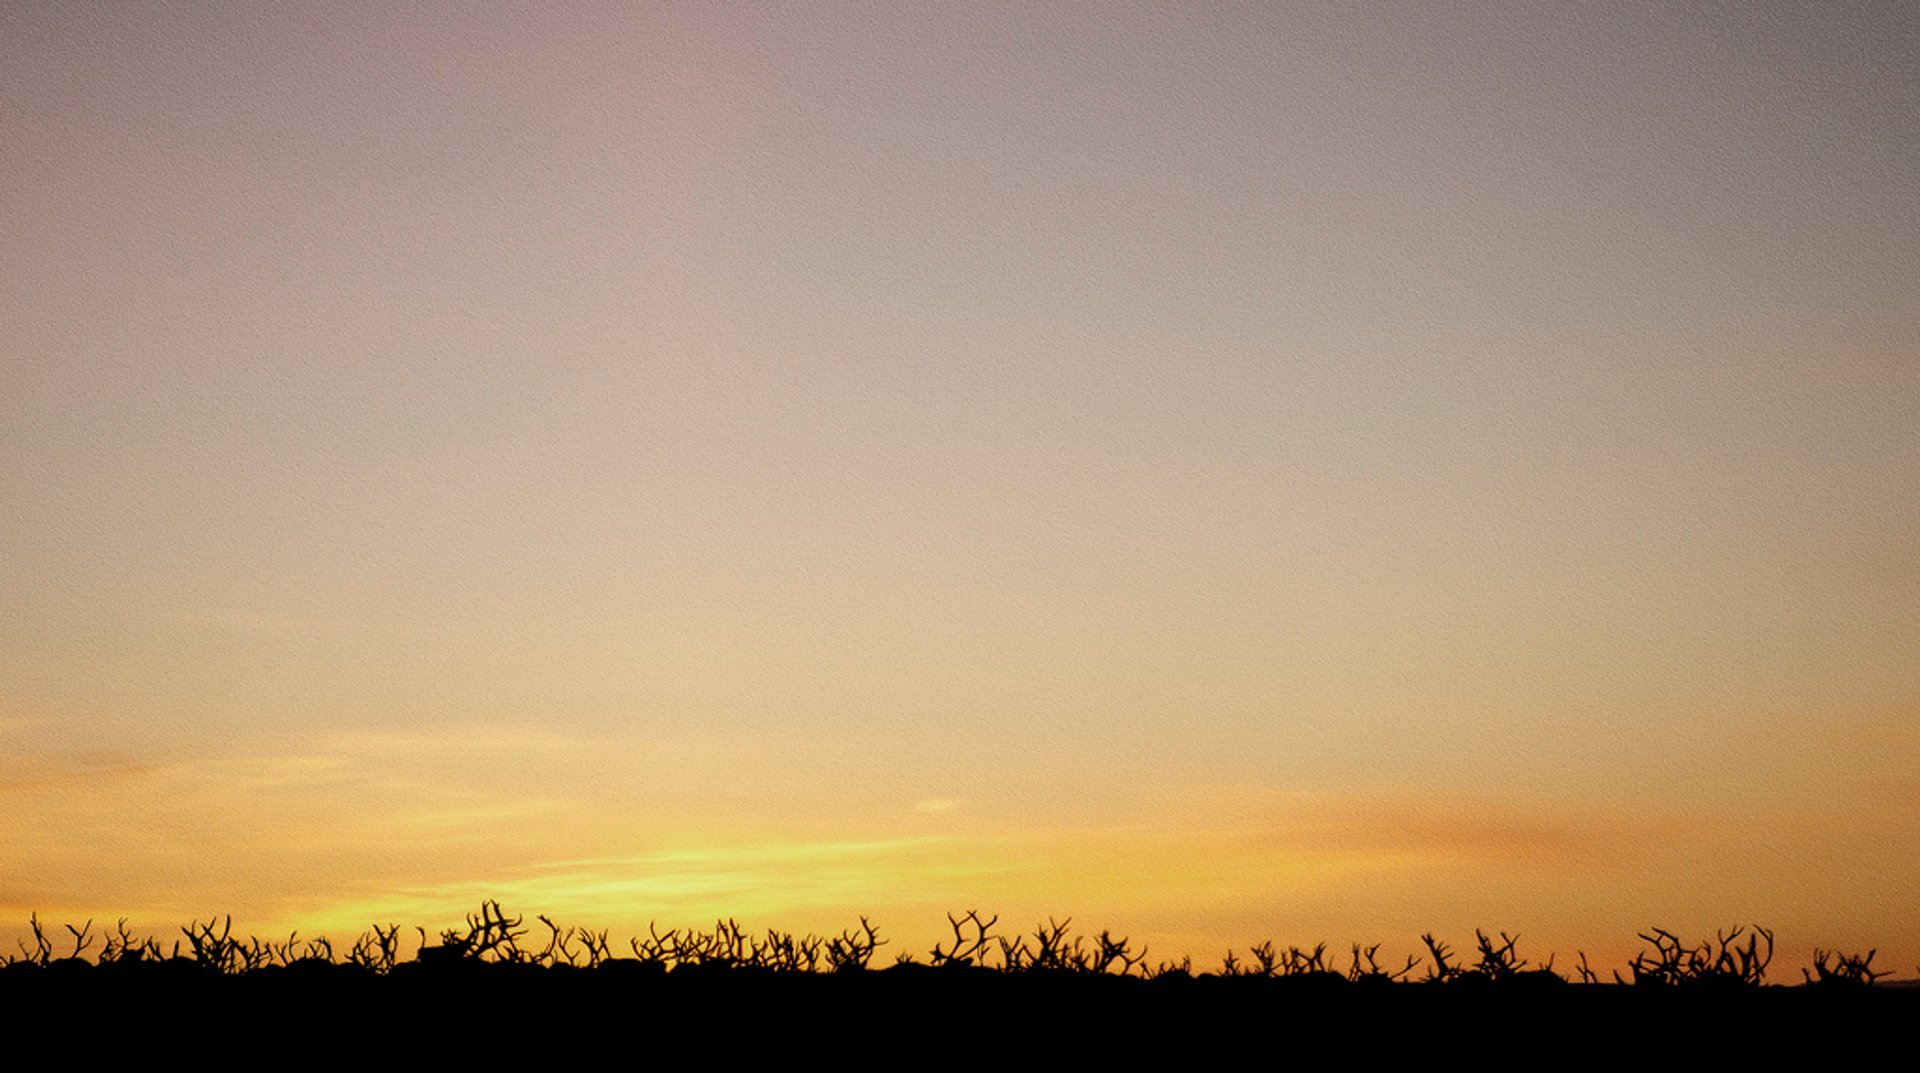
[
  {"x1": 971, "y1": 913, "x2": 996, "y2": 961},
  {"x1": 1420, "y1": 933, "x2": 1456, "y2": 980},
  {"x1": 64, "y1": 919, "x2": 95, "y2": 959},
  {"x1": 115, "y1": 918, "x2": 137, "y2": 958},
  {"x1": 936, "y1": 911, "x2": 969, "y2": 965},
  {"x1": 22, "y1": 913, "x2": 44, "y2": 964}
]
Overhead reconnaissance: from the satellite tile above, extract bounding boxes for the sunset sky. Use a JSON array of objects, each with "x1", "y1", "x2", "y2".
[{"x1": 4, "y1": 3, "x2": 1916, "y2": 973}]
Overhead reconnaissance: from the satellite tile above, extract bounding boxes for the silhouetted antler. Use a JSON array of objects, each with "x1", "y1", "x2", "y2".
[
  {"x1": 1421, "y1": 934, "x2": 1459, "y2": 982},
  {"x1": 826, "y1": 917, "x2": 885, "y2": 971},
  {"x1": 931, "y1": 909, "x2": 998, "y2": 967}
]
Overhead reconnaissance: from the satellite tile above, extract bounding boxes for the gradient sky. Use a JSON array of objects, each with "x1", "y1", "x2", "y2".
[{"x1": 4, "y1": 3, "x2": 1917, "y2": 973}]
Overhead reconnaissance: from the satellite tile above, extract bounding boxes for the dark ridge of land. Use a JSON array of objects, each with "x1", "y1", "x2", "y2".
[
  {"x1": 5, "y1": 907, "x2": 1911, "y2": 1057},
  {"x1": 3, "y1": 960, "x2": 1913, "y2": 1060}
]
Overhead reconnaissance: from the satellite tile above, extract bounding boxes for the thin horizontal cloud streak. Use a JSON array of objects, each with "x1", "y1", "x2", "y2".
[
  {"x1": 0, "y1": 750, "x2": 159, "y2": 795},
  {"x1": 1284, "y1": 796, "x2": 1650, "y2": 869},
  {"x1": 1160, "y1": 784, "x2": 1653, "y2": 870}
]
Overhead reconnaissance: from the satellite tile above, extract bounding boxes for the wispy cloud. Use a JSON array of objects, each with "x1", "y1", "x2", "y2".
[
  {"x1": 0, "y1": 750, "x2": 158, "y2": 794},
  {"x1": 164, "y1": 608, "x2": 401, "y2": 638},
  {"x1": 1153, "y1": 782, "x2": 1657, "y2": 872},
  {"x1": 290, "y1": 834, "x2": 998, "y2": 937}
]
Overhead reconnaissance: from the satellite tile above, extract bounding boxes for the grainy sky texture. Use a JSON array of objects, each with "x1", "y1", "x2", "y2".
[{"x1": 3, "y1": 3, "x2": 1916, "y2": 970}]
